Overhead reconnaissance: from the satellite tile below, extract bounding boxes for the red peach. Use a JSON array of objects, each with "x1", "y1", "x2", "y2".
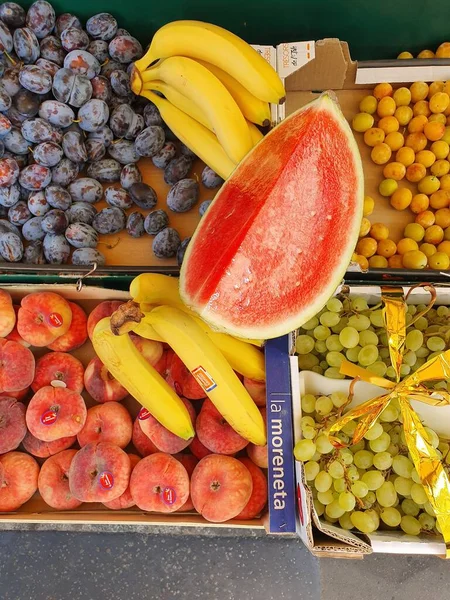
[
  {"x1": 191, "y1": 455, "x2": 253, "y2": 523},
  {"x1": 166, "y1": 352, "x2": 206, "y2": 400},
  {"x1": 247, "y1": 408, "x2": 268, "y2": 468},
  {"x1": 103, "y1": 454, "x2": 140, "y2": 510},
  {"x1": 130, "y1": 452, "x2": 189, "y2": 512},
  {"x1": 0, "y1": 397, "x2": 26, "y2": 454},
  {"x1": 69, "y1": 442, "x2": 131, "y2": 502},
  {"x1": 26, "y1": 386, "x2": 87, "y2": 442},
  {"x1": 22, "y1": 430, "x2": 76, "y2": 458},
  {"x1": 6, "y1": 305, "x2": 28, "y2": 346},
  {"x1": 87, "y1": 301, "x2": 123, "y2": 340},
  {"x1": 17, "y1": 292, "x2": 73, "y2": 347},
  {"x1": 0, "y1": 289, "x2": 16, "y2": 337},
  {"x1": 0, "y1": 452, "x2": 39, "y2": 511},
  {"x1": 77, "y1": 402, "x2": 132, "y2": 448},
  {"x1": 243, "y1": 378, "x2": 266, "y2": 407},
  {"x1": 138, "y1": 398, "x2": 195, "y2": 454},
  {"x1": 196, "y1": 399, "x2": 248, "y2": 455},
  {"x1": 189, "y1": 435, "x2": 212, "y2": 460},
  {"x1": 48, "y1": 302, "x2": 88, "y2": 352},
  {"x1": 132, "y1": 417, "x2": 159, "y2": 457},
  {"x1": 130, "y1": 333, "x2": 164, "y2": 368},
  {"x1": 153, "y1": 348, "x2": 170, "y2": 376},
  {"x1": 84, "y1": 357, "x2": 128, "y2": 403},
  {"x1": 38, "y1": 449, "x2": 82, "y2": 510},
  {"x1": 32, "y1": 352, "x2": 84, "y2": 394},
  {"x1": 8, "y1": 387, "x2": 30, "y2": 401},
  {"x1": 175, "y1": 453, "x2": 198, "y2": 512},
  {"x1": 0, "y1": 338, "x2": 35, "y2": 392},
  {"x1": 235, "y1": 457, "x2": 267, "y2": 520}
]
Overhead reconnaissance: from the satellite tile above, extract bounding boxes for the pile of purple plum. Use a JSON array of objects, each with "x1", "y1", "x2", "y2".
[{"x1": 0, "y1": 1, "x2": 223, "y2": 266}]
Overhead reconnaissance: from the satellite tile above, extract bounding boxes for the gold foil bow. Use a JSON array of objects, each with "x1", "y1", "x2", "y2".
[{"x1": 328, "y1": 284, "x2": 450, "y2": 556}]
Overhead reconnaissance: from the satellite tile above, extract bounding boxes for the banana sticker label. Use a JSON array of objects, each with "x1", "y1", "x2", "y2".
[{"x1": 191, "y1": 366, "x2": 217, "y2": 393}]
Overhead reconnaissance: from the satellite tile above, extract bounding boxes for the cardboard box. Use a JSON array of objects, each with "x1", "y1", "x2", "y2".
[
  {"x1": 293, "y1": 284, "x2": 450, "y2": 558},
  {"x1": 0, "y1": 283, "x2": 297, "y2": 535}
]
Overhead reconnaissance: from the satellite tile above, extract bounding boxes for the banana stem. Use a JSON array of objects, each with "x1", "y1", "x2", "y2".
[{"x1": 110, "y1": 301, "x2": 144, "y2": 335}]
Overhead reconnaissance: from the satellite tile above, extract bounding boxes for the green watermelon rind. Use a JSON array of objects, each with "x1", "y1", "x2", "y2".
[{"x1": 180, "y1": 92, "x2": 364, "y2": 340}]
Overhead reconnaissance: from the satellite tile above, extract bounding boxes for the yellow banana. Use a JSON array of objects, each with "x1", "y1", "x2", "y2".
[
  {"x1": 247, "y1": 121, "x2": 264, "y2": 145},
  {"x1": 146, "y1": 306, "x2": 266, "y2": 445},
  {"x1": 139, "y1": 57, "x2": 252, "y2": 164},
  {"x1": 140, "y1": 90, "x2": 235, "y2": 180},
  {"x1": 134, "y1": 20, "x2": 285, "y2": 104},
  {"x1": 196, "y1": 59, "x2": 271, "y2": 127},
  {"x1": 92, "y1": 317, "x2": 195, "y2": 440}
]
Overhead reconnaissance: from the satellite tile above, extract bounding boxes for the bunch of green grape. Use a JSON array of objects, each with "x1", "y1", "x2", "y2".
[
  {"x1": 293, "y1": 392, "x2": 448, "y2": 537},
  {"x1": 296, "y1": 295, "x2": 450, "y2": 382}
]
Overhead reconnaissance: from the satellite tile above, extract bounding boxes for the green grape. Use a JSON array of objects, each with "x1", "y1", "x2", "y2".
[
  {"x1": 392, "y1": 455, "x2": 414, "y2": 478},
  {"x1": 394, "y1": 476, "x2": 413, "y2": 497},
  {"x1": 342, "y1": 421, "x2": 357, "y2": 436},
  {"x1": 426, "y1": 324, "x2": 440, "y2": 333},
  {"x1": 400, "y1": 515, "x2": 421, "y2": 536},
  {"x1": 328, "y1": 460, "x2": 345, "y2": 479},
  {"x1": 339, "y1": 448, "x2": 354, "y2": 465},
  {"x1": 313, "y1": 498, "x2": 324, "y2": 517},
  {"x1": 346, "y1": 346, "x2": 362, "y2": 362},
  {"x1": 326, "y1": 297, "x2": 343, "y2": 312},
  {"x1": 437, "y1": 305, "x2": 449, "y2": 317},
  {"x1": 369, "y1": 432, "x2": 391, "y2": 452},
  {"x1": 424, "y1": 501, "x2": 436, "y2": 517},
  {"x1": 411, "y1": 483, "x2": 428, "y2": 505},
  {"x1": 335, "y1": 432, "x2": 350, "y2": 446},
  {"x1": 359, "y1": 330, "x2": 379, "y2": 347},
  {"x1": 388, "y1": 443, "x2": 399, "y2": 456},
  {"x1": 351, "y1": 480, "x2": 369, "y2": 498},
  {"x1": 326, "y1": 351, "x2": 345, "y2": 368},
  {"x1": 330, "y1": 391, "x2": 348, "y2": 408},
  {"x1": 347, "y1": 465, "x2": 360, "y2": 481},
  {"x1": 400, "y1": 364, "x2": 411, "y2": 377},
  {"x1": 379, "y1": 404, "x2": 399, "y2": 422},
  {"x1": 434, "y1": 381, "x2": 448, "y2": 391},
  {"x1": 416, "y1": 346, "x2": 430, "y2": 358},
  {"x1": 320, "y1": 311, "x2": 340, "y2": 327},
  {"x1": 386, "y1": 366, "x2": 397, "y2": 379},
  {"x1": 348, "y1": 314, "x2": 371, "y2": 332},
  {"x1": 362, "y1": 470, "x2": 385, "y2": 490},
  {"x1": 315, "y1": 470, "x2": 332, "y2": 492},
  {"x1": 339, "y1": 512, "x2": 354, "y2": 530},
  {"x1": 364, "y1": 491, "x2": 376, "y2": 508},
  {"x1": 333, "y1": 478, "x2": 347, "y2": 493},
  {"x1": 326, "y1": 335, "x2": 344, "y2": 352},
  {"x1": 301, "y1": 416, "x2": 315, "y2": 428},
  {"x1": 427, "y1": 335, "x2": 446, "y2": 351},
  {"x1": 339, "y1": 327, "x2": 360, "y2": 349},
  {"x1": 314, "y1": 325, "x2": 331, "y2": 341},
  {"x1": 427, "y1": 351, "x2": 441, "y2": 361},
  {"x1": 304, "y1": 460, "x2": 320, "y2": 481},
  {"x1": 315, "y1": 433, "x2": 334, "y2": 454},
  {"x1": 373, "y1": 451, "x2": 393, "y2": 470},
  {"x1": 315, "y1": 340, "x2": 328, "y2": 353},
  {"x1": 302, "y1": 316, "x2": 319, "y2": 330},
  {"x1": 319, "y1": 360, "x2": 329, "y2": 370},
  {"x1": 351, "y1": 297, "x2": 369, "y2": 312},
  {"x1": 339, "y1": 491, "x2": 356, "y2": 511},
  {"x1": 298, "y1": 354, "x2": 320, "y2": 370},
  {"x1": 296, "y1": 334, "x2": 315, "y2": 354},
  {"x1": 352, "y1": 439, "x2": 366, "y2": 452},
  {"x1": 332, "y1": 317, "x2": 349, "y2": 333},
  {"x1": 418, "y1": 512, "x2": 436, "y2": 531},
  {"x1": 294, "y1": 439, "x2": 317, "y2": 461},
  {"x1": 438, "y1": 441, "x2": 449, "y2": 455},
  {"x1": 424, "y1": 427, "x2": 440, "y2": 448},
  {"x1": 315, "y1": 395, "x2": 333, "y2": 416},
  {"x1": 376, "y1": 481, "x2": 397, "y2": 507},
  {"x1": 405, "y1": 330, "x2": 424, "y2": 352},
  {"x1": 367, "y1": 361, "x2": 388, "y2": 377},
  {"x1": 380, "y1": 507, "x2": 402, "y2": 527},
  {"x1": 354, "y1": 450, "x2": 374, "y2": 469},
  {"x1": 403, "y1": 350, "x2": 417, "y2": 367},
  {"x1": 370, "y1": 309, "x2": 384, "y2": 327},
  {"x1": 363, "y1": 422, "x2": 383, "y2": 441},
  {"x1": 317, "y1": 489, "x2": 334, "y2": 505},
  {"x1": 325, "y1": 499, "x2": 346, "y2": 519},
  {"x1": 358, "y1": 344, "x2": 379, "y2": 366},
  {"x1": 324, "y1": 367, "x2": 345, "y2": 379},
  {"x1": 406, "y1": 313, "x2": 413, "y2": 325},
  {"x1": 350, "y1": 510, "x2": 379, "y2": 533},
  {"x1": 324, "y1": 514, "x2": 338, "y2": 524},
  {"x1": 402, "y1": 498, "x2": 420, "y2": 516},
  {"x1": 379, "y1": 347, "x2": 391, "y2": 359},
  {"x1": 301, "y1": 393, "x2": 316, "y2": 413},
  {"x1": 407, "y1": 304, "x2": 417, "y2": 315},
  {"x1": 414, "y1": 316, "x2": 428, "y2": 331},
  {"x1": 302, "y1": 426, "x2": 316, "y2": 439}
]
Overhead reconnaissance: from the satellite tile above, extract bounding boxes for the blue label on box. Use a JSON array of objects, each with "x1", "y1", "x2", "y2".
[{"x1": 265, "y1": 335, "x2": 297, "y2": 534}]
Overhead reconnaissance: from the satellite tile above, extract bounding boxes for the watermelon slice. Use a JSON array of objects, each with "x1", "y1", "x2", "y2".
[{"x1": 180, "y1": 92, "x2": 364, "y2": 340}]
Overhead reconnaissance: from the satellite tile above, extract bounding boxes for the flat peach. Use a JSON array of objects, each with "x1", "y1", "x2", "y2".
[
  {"x1": 48, "y1": 302, "x2": 88, "y2": 352},
  {"x1": 8, "y1": 387, "x2": 30, "y2": 401},
  {"x1": 32, "y1": 352, "x2": 84, "y2": 394},
  {"x1": 103, "y1": 454, "x2": 140, "y2": 510},
  {"x1": 26, "y1": 386, "x2": 87, "y2": 442},
  {"x1": 130, "y1": 452, "x2": 189, "y2": 512},
  {"x1": 0, "y1": 452, "x2": 39, "y2": 512},
  {"x1": 153, "y1": 348, "x2": 170, "y2": 376},
  {"x1": 138, "y1": 398, "x2": 195, "y2": 453},
  {"x1": 22, "y1": 430, "x2": 76, "y2": 458},
  {"x1": 87, "y1": 301, "x2": 124, "y2": 340},
  {"x1": 196, "y1": 399, "x2": 248, "y2": 455},
  {"x1": 6, "y1": 306, "x2": 30, "y2": 347},
  {"x1": 0, "y1": 290, "x2": 16, "y2": 337},
  {"x1": 18, "y1": 292, "x2": 72, "y2": 347},
  {"x1": 84, "y1": 357, "x2": 128, "y2": 403},
  {"x1": 132, "y1": 417, "x2": 159, "y2": 456},
  {"x1": 38, "y1": 449, "x2": 82, "y2": 510},
  {"x1": 77, "y1": 402, "x2": 132, "y2": 448},
  {"x1": 243, "y1": 378, "x2": 266, "y2": 407},
  {"x1": 175, "y1": 453, "x2": 198, "y2": 512},
  {"x1": 0, "y1": 397, "x2": 26, "y2": 454},
  {"x1": 69, "y1": 442, "x2": 131, "y2": 503},
  {"x1": 130, "y1": 334, "x2": 164, "y2": 367},
  {"x1": 235, "y1": 458, "x2": 267, "y2": 520},
  {"x1": 191, "y1": 455, "x2": 253, "y2": 523},
  {"x1": 189, "y1": 435, "x2": 212, "y2": 459},
  {"x1": 0, "y1": 339, "x2": 35, "y2": 392},
  {"x1": 166, "y1": 352, "x2": 206, "y2": 400},
  {"x1": 247, "y1": 408, "x2": 268, "y2": 468}
]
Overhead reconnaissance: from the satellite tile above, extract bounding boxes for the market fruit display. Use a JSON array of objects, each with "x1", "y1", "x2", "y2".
[
  {"x1": 397, "y1": 41, "x2": 450, "y2": 59},
  {"x1": 0, "y1": 287, "x2": 267, "y2": 523},
  {"x1": 180, "y1": 92, "x2": 364, "y2": 340}
]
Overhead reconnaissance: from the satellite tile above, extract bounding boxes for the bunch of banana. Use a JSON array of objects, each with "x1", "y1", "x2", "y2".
[{"x1": 131, "y1": 20, "x2": 285, "y2": 177}]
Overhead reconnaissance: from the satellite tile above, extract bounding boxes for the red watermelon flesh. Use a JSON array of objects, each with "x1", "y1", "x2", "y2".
[{"x1": 180, "y1": 92, "x2": 364, "y2": 340}]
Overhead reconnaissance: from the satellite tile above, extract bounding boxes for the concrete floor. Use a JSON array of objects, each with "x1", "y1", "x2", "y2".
[{"x1": 1, "y1": 530, "x2": 449, "y2": 600}]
